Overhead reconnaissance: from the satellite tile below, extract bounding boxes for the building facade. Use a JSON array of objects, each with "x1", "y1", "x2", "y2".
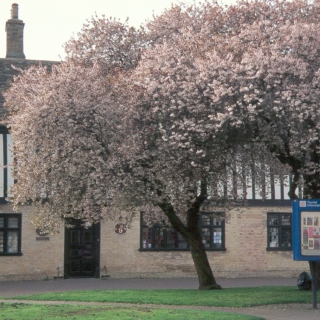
[{"x1": 0, "y1": 4, "x2": 308, "y2": 281}]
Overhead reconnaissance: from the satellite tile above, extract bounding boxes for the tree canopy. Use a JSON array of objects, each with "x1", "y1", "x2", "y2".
[{"x1": 5, "y1": 0, "x2": 320, "y2": 289}]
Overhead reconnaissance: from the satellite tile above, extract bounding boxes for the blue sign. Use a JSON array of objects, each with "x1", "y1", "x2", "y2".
[{"x1": 292, "y1": 200, "x2": 320, "y2": 261}]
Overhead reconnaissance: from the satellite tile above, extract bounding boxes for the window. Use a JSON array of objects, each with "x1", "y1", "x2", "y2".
[
  {"x1": 140, "y1": 213, "x2": 225, "y2": 251},
  {"x1": 267, "y1": 212, "x2": 291, "y2": 250},
  {"x1": 0, "y1": 214, "x2": 22, "y2": 255},
  {"x1": 141, "y1": 222, "x2": 188, "y2": 250},
  {"x1": 200, "y1": 213, "x2": 225, "y2": 249}
]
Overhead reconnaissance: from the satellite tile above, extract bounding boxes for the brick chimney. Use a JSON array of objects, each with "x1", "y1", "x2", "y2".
[{"x1": 5, "y1": 3, "x2": 25, "y2": 59}]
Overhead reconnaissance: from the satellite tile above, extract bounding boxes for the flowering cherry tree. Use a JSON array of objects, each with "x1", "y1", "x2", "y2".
[
  {"x1": 204, "y1": 0, "x2": 320, "y2": 287},
  {"x1": 5, "y1": 0, "x2": 320, "y2": 289}
]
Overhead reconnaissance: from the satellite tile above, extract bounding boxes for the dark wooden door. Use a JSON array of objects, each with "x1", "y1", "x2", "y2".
[{"x1": 64, "y1": 220, "x2": 100, "y2": 278}]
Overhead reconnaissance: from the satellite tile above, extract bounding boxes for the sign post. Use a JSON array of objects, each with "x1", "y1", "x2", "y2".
[{"x1": 292, "y1": 200, "x2": 320, "y2": 309}]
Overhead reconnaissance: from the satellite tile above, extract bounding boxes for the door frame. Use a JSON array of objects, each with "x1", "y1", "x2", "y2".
[{"x1": 64, "y1": 219, "x2": 100, "y2": 278}]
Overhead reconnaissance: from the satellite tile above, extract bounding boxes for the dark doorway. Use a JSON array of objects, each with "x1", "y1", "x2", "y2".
[{"x1": 64, "y1": 220, "x2": 100, "y2": 278}]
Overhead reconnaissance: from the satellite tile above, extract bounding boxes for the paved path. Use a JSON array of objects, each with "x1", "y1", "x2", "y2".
[
  {"x1": 0, "y1": 277, "x2": 319, "y2": 319},
  {"x1": 0, "y1": 277, "x2": 296, "y2": 297}
]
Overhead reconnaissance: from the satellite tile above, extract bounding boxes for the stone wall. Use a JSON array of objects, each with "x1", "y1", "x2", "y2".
[
  {"x1": 100, "y1": 217, "x2": 196, "y2": 279},
  {"x1": 100, "y1": 207, "x2": 308, "y2": 279},
  {"x1": 0, "y1": 205, "x2": 64, "y2": 281},
  {"x1": 0, "y1": 205, "x2": 308, "y2": 281}
]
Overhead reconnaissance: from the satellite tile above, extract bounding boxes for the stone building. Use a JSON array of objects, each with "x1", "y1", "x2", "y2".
[
  {"x1": 0, "y1": 3, "x2": 63, "y2": 281},
  {"x1": 0, "y1": 3, "x2": 308, "y2": 281}
]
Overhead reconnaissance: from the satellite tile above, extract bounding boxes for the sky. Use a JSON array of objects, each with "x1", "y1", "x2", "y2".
[{"x1": 0, "y1": 0, "x2": 233, "y2": 61}]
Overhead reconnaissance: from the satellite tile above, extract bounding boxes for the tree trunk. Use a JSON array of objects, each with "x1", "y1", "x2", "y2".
[
  {"x1": 187, "y1": 231, "x2": 222, "y2": 290},
  {"x1": 158, "y1": 195, "x2": 222, "y2": 290}
]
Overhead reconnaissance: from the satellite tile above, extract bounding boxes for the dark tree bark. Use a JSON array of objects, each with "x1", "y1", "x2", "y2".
[
  {"x1": 158, "y1": 179, "x2": 222, "y2": 290},
  {"x1": 186, "y1": 227, "x2": 222, "y2": 290}
]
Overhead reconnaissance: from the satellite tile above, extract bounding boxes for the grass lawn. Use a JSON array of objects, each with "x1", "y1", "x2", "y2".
[
  {"x1": 5, "y1": 286, "x2": 319, "y2": 308},
  {"x1": 0, "y1": 302, "x2": 262, "y2": 320},
  {"x1": 1, "y1": 286, "x2": 317, "y2": 320}
]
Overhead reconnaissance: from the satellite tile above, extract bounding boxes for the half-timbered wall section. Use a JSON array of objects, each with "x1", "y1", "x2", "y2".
[
  {"x1": 230, "y1": 173, "x2": 293, "y2": 201},
  {"x1": 0, "y1": 127, "x2": 13, "y2": 203},
  {"x1": 208, "y1": 171, "x2": 294, "y2": 206},
  {"x1": 247, "y1": 174, "x2": 291, "y2": 200}
]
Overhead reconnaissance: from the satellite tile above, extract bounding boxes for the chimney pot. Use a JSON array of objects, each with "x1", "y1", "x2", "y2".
[{"x1": 11, "y1": 3, "x2": 19, "y2": 19}]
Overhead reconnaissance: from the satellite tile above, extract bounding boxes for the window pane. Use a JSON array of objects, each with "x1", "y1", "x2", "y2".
[
  {"x1": 268, "y1": 213, "x2": 292, "y2": 250},
  {"x1": 213, "y1": 227, "x2": 222, "y2": 248},
  {"x1": 177, "y1": 233, "x2": 188, "y2": 249},
  {"x1": 213, "y1": 217, "x2": 223, "y2": 226},
  {"x1": 202, "y1": 227, "x2": 211, "y2": 248},
  {"x1": 0, "y1": 218, "x2": 4, "y2": 228},
  {"x1": 7, "y1": 231, "x2": 18, "y2": 253},
  {"x1": 281, "y1": 227, "x2": 291, "y2": 248},
  {"x1": 281, "y1": 215, "x2": 291, "y2": 226},
  {"x1": 142, "y1": 226, "x2": 150, "y2": 249},
  {"x1": 269, "y1": 215, "x2": 279, "y2": 226},
  {"x1": 153, "y1": 226, "x2": 162, "y2": 248},
  {"x1": 201, "y1": 215, "x2": 210, "y2": 225},
  {"x1": 269, "y1": 227, "x2": 279, "y2": 247},
  {"x1": 166, "y1": 229, "x2": 177, "y2": 249},
  {"x1": 0, "y1": 231, "x2": 3, "y2": 252},
  {"x1": 8, "y1": 217, "x2": 18, "y2": 228}
]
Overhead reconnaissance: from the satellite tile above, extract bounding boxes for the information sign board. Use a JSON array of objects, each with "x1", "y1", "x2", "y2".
[{"x1": 292, "y1": 200, "x2": 320, "y2": 261}]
